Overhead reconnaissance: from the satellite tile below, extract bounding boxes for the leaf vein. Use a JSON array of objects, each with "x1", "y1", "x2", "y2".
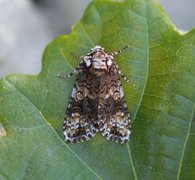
[
  {"x1": 4, "y1": 78, "x2": 102, "y2": 179},
  {"x1": 176, "y1": 104, "x2": 195, "y2": 180}
]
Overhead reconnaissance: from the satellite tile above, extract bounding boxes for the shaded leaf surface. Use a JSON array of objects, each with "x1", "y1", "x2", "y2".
[{"x1": 0, "y1": 0, "x2": 195, "y2": 179}]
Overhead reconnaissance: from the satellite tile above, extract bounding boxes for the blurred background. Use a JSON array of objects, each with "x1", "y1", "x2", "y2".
[{"x1": 0, "y1": 0, "x2": 195, "y2": 77}]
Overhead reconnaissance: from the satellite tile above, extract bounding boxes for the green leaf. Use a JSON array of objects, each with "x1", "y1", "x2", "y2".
[{"x1": 0, "y1": 0, "x2": 195, "y2": 179}]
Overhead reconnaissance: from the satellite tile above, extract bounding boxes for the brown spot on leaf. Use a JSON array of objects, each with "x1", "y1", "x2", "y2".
[{"x1": 0, "y1": 123, "x2": 6, "y2": 138}]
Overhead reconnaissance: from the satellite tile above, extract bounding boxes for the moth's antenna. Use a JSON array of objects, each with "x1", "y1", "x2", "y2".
[
  {"x1": 58, "y1": 63, "x2": 83, "y2": 79},
  {"x1": 110, "y1": 44, "x2": 130, "y2": 56}
]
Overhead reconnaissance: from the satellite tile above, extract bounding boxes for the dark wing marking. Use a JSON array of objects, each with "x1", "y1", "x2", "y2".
[
  {"x1": 99, "y1": 63, "x2": 131, "y2": 143},
  {"x1": 63, "y1": 64, "x2": 98, "y2": 143}
]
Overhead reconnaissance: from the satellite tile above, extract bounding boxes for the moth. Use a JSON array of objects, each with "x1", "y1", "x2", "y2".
[{"x1": 58, "y1": 45, "x2": 134, "y2": 144}]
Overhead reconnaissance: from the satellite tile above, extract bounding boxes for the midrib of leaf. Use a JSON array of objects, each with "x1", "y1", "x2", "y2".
[
  {"x1": 177, "y1": 104, "x2": 195, "y2": 180},
  {"x1": 4, "y1": 78, "x2": 102, "y2": 180},
  {"x1": 127, "y1": 144, "x2": 138, "y2": 180}
]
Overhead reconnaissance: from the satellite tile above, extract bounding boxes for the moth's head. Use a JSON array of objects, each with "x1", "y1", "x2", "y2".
[{"x1": 84, "y1": 45, "x2": 113, "y2": 76}]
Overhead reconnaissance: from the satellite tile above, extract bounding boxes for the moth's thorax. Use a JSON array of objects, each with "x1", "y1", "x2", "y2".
[{"x1": 84, "y1": 45, "x2": 113, "y2": 76}]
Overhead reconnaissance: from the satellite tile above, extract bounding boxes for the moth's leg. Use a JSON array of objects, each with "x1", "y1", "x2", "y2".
[
  {"x1": 110, "y1": 45, "x2": 130, "y2": 56},
  {"x1": 58, "y1": 71, "x2": 76, "y2": 79},
  {"x1": 58, "y1": 62, "x2": 83, "y2": 79}
]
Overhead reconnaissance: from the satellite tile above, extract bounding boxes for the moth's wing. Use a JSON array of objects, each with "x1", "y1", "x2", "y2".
[
  {"x1": 63, "y1": 67, "x2": 98, "y2": 143},
  {"x1": 99, "y1": 64, "x2": 131, "y2": 143}
]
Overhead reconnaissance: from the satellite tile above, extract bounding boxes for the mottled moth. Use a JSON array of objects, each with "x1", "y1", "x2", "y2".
[{"x1": 58, "y1": 45, "x2": 134, "y2": 144}]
